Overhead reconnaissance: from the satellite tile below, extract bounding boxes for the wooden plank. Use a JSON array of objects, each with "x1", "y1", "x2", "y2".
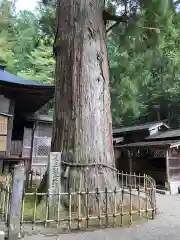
[
  {"x1": 0, "y1": 136, "x2": 7, "y2": 151},
  {"x1": 169, "y1": 166, "x2": 180, "y2": 170},
  {"x1": 0, "y1": 115, "x2": 8, "y2": 135},
  {"x1": 7, "y1": 164, "x2": 25, "y2": 240},
  {"x1": 128, "y1": 150, "x2": 133, "y2": 185},
  {"x1": 48, "y1": 152, "x2": 61, "y2": 220},
  {"x1": 30, "y1": 122, "x2": 37, "y2": 170},
  {"x1": 168, "y1": 157, "x2": 180, "y2": 160},
  {"x1": 22, "y1": 127, "x2": 33, "y2": 158},
  {"x1": 6, "y1": 99, "x2": 15, "y2": 156},
  {"x1": 128, "y1": 150, "x2": 133, "y2": 172}
]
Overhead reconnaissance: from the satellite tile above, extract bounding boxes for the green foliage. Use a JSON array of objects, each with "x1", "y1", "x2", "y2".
[
  {"x1": 0, "y1": 1, "x2": 55, "y2": 81},
  {"x1": 109, "y1": 0, "x2": 180, "y2": 127},
  {"x1": 18, "y1": 40, "x2": 55, "y2": 84},
  {"x1": 0, "y1": 0, "x2": 15, "y2": 68},
  {"x1": 2, "y1": 0, "x2": 180, "y2": 124}
]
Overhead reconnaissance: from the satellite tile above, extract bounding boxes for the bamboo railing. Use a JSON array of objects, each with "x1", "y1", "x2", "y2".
[{"x1": 0, "y1": 170, "x2": 156, "y2": 234}]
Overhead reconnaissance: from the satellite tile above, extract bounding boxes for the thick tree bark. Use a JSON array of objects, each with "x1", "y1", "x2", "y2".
[
  {"x1": 38, "y1": 0, "x2": 117, "y2": 203},
  {"x1": 52, "y1": 0, "x2": 114, "y2": 167},
  {"x1": 50, "y1": 0, "x2": 119, "y2": 210},
  {"x1": 38, "y1": 0, "x2": 146, "y2": 212}
]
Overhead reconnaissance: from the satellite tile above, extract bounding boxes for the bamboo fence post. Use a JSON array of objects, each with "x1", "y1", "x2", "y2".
[
  {"x1": 86, "y1": 188, "x2": 89, "y2": 228},
  {"x1": 0, "y1": 184, "x2": 2, "y2": 218},
  {"x1": 144, "y1": 174, "x2": 146, "y2": 192},
  {"x1": 125, "y1": 173, "x2": 128, "y2": 188},
  {"x1": 30, "y1": 171, "x2": 33, "y2": 189},
  {"x1": 20, "y1": 189, "x2": 25, "y2": 233},
  {"x1": 134, "y1": 172, "x2": 136, "y2": 189},
  {"x1": 121, "y1": 171, "x2": 123, "y2": 188},
  {"x1": 129, "y1": 186, "x2": 132, "y2": 225},
  {"x1": 96, "y1": 187, "x2": 101, "y2": 227},
  {"x1": 152, "y1": 187, "x2": 156, "y2": 219},
  {"x1": 105, "y1": 187, "x2": 108, "y2": 226},
  {"x1": 120, "y1": 188, "x2": 124, "y2": 226},
  {"x1": 139, "y1": 173, "x2": 141, "y2": 187},
  {"x1": 138, "y1": 185, "x2": 141, "y2": 216},
  {"x1": 57, "y1": 190, "x2": 61, "y2": 228},
  {"x1": 68, "y1": 189, "x2": 72, "y2": 230},
  {"x1": 5, "y1": 183, "x2": 10, "y2": 223},
  {"x1": 44, "y1": 189, "x2": 49, "y2": 228},
  {"x1": 113, "y1": 187, "x2": 117, "y2": 227},
  {"x1": 32, "y1": 189, "x2": 37, "y2": 230},
  {"x1": 77, "y1": 188, "x2": 81, "y2": 229},
  {"x1": 145, "y1": 184, "x2": 148, "y2": 220}
]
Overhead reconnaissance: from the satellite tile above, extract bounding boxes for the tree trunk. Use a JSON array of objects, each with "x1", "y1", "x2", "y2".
[
  {"x1": 50, "y1": 0, "x2": 119, "y2": 211},
  {"x1": 39, "y1": 0, "x2": 121, "y2": 211},
  {"x1": 52, "y1": 0, "x2": 114, "y2": 163},
  {"x1": 38, "y1": 0, "x2": 145, "y2": 213}
]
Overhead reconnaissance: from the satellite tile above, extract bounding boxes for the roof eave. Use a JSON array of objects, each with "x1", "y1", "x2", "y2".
[
  {"x1": 0, "y1": 112, "x2": 13, "y2": 117},
  {"x1": 170, "y1": 142, "x2": 180, "y2": 149},
  {"x1": 148, "y1": 122, "x2": 170, "y2": 131},
  {"x1": 116, "y1": 140, "x2": 180, "y2": 149}
]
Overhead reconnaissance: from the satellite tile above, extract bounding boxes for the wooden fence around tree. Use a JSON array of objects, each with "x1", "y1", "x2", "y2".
[{"x1": 0, "y1": 164, "x2": 156, "y2": 238}]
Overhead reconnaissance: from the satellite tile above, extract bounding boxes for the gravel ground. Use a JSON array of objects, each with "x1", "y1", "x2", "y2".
[{"x1": 21, "y1": 193, "x2": 180, "y2": 240}]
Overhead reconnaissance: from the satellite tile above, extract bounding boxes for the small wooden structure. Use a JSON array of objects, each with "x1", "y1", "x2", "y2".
[
  {"x1": 22, "y1": 114, "x2": 52, "y2": 175},
  {"x1": 113, "y1": 121, "x2": 169, "y2": 144},
  {"x1": 146, "y1": 129, "x2": 180, "y2": 141},
  {"x1": 0, "y1": 112, "x2": 12, "y2": 156},
  {"x1": 116, "y1": 140, "x2": 180, "y2": 194},
  {"x1": 113, "y1": 121, "x2": 170, "y2": 180},
  {"x1": 0, "y1": 65, "x2": 54, "y2": 173}
]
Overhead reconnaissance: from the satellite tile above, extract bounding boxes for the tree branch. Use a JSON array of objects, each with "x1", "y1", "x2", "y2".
[
  {"x1": 103, "y1": 10, "x2": 130, "y2": 33},
  {"x1": 106, "y1": 22, "x2": 120, "y2": 33},
  {"x1": 103, "y1": 10, "x2": 129, "y2": 24}
]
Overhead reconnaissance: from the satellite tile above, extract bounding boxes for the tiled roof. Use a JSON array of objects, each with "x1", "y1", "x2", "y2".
[
  {"x1": 116, "y1": 140, "x2": 180, "y2": 149},
  {"x1": 0, "y1": 68, "x2": 54, "y2": 114},
  {"x1": 113, "y1": 121, "x2": 169, "y2": 134},
  {"x1": 0, "y1": 68, "x2": 53, "y2": 87},
  {"x1": 26, "y1": 113, "x2": 53, "y2": 123},
  {"x1": 147, "y1": 129, "x2": 180, "y2": 140}
]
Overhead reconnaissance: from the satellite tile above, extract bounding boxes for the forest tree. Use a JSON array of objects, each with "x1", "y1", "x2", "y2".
[{"x1": 48, "y1": 0, "x2": 130, "y2": 207}]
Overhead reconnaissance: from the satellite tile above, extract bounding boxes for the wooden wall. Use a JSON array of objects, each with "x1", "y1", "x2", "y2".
[
  {"x1": 6, "y1": 100, "x2": 15, "y2": 156},
  {"x1": 21, "y1": 122, "x2": 52, "y2": 174},
  {"x1": 168, "y1": 148, "x2": 180, "y2": 181},
  {"x1": 114, "y1": 148, "x2": 129, "y2": 172},
  {"x1": 0, "y1": 115, "x2": 8, "y2": 154},
  {"x1": 115, "y1": 147, "x2": 167, "y2": 185},
  {"x1": 113, "y1": 130, "x2": 150, "y2": 145},
  {"x1": 22, "y1": 128, "x2": 32, "y2": 158},
  {"x1": 35, "y1": 122, "x2": 52, "y2": 138},
  {"x1": 22, "y1": 122, "x2": 52, "y2": 157}
]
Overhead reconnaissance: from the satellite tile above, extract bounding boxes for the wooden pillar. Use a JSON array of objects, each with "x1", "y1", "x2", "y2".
[
  {"x1": 26, "y1": 121, "x2": 37, "y2": 189},
  {"x1": 30, "y1": 121, "x2": 37, "y2": 171},
  {"x1": 128, "y1": 150, "x2": 134, "y2": 186},
  {"x1": 6, "y1": 99, "x2": 15, "y2": 157},
  {"x1": 0, "y1": 160, "x2": 3, "y2": 174},
  {"x1": 128, "y1": 150, "x2": 133, "y2": 173},
  {"x1": 166, "y1": 149, "x2": 170, "y2": 183}
]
